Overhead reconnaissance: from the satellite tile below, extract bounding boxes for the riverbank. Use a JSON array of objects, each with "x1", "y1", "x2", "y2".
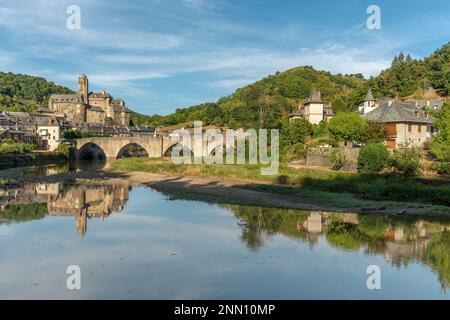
[
  {"x1": 106, "y1": 158, "x2": 450, "y2": 216},
  {"x1": 1, "y1": 158, "x2": 449, "y2": 215}
]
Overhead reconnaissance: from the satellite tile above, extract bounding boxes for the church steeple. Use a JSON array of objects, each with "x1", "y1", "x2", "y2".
[{"x1": 77, "y1": 74, "x2": 89, "y2": 104}]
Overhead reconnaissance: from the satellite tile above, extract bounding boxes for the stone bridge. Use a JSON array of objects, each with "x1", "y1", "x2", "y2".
[{"x1": 74, "y1": 136, "x2": 226, "y2": 160}]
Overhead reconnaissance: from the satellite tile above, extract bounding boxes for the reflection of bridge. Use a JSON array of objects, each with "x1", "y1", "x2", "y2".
[{"x1": 74, "y1": 136, "x2": 225, "y2": 160}]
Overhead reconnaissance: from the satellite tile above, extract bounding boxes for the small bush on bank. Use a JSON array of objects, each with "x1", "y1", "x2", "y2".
[
  {"x1": 390, "y1": 147, "x2": 422, "y2": 176},
  {"x1": 357, "y1": 143, "x2": 389, "y2": 173},
  {"x1": 433, "y1": 162, "x2": 450, "y2": 175},
  {"x1": 56, "y1": 143, "x2": 74, "y2": 159},
  {"x1": 281, "y1": 143, "x2": 307, "y2": 163},
  {"x1": 0, "y1": 139, "x2": 34, "y2": 155},
  {"x1": 329, "y1": 149, "x2": 346, "y2": 171}
]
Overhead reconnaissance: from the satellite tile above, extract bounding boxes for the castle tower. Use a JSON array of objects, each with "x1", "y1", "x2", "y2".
[
  {"x1": 78, "y1": 74, "x2": 89, "y2": 104},
  {"x1": 303, "y1": 88, "x2": 325, "y2": 125}
]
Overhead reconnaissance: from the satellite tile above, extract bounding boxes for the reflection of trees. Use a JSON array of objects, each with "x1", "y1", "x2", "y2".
[
  {"x1": 227, "y1": 205, "x2": 309, "y2": 250},
  {"x1": 325, "y1": 220, "x2": 365, "y2": 252},
  {"x1": 229, "y1": 206, "x2": 450, "y2": 291},
  {"x1": 422, "y1": 231, "x2": 450, "y2": 292},
  {"x1": 0, "y1": 203, "x2": 47, "y2": 224}
]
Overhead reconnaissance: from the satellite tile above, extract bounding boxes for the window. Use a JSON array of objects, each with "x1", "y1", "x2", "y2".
[
  {"x1": 418, "y1": 125, "x2": 422, "y2": 133},
  {"x1": 414, "y1": 111, "x2": 419, "y2": 118},
  {"x1": 408, "y1": 124, "x2": 412, "y2": 133},
  {"x1": 425, "y1": 112, "x2": 429, "y2": 119}
]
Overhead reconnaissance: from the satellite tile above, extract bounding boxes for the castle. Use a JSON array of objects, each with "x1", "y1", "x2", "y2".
[{"x1": 48, "y1": 74, "x2": 131, "y2": 126}]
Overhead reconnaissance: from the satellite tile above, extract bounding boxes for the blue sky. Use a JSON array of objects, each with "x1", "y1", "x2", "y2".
[{"x1": 0, "y1": 0, "x2": 449, "y2": 115}]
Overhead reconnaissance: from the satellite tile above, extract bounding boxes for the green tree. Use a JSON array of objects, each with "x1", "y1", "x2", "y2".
[
  {"x1": 327, "y1": 112, "x2": 367, "y2": 143},
  {"x1": 281, "y1": 118, "x2": 312, "y2": 146},
  {"x1": 361, "y1": 121, "x2": 387, "y2": 144},
  {"x1": 429, "y1": 102, "x2": 450, "y2": 174}
]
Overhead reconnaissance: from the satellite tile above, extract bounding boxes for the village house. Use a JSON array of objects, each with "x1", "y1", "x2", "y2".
[
  {"x1": 35, "y1": 116, "x2": 62, "y2": 151},
  {"x1": 359, "y1": 88, "x2": 444, "y2": 116},
  {"x1": 364, "y1": 100, "x2": 436, "y2": 148},
  {"x1": 289, "y1": 88, "x2": 333, "y2": 125}
]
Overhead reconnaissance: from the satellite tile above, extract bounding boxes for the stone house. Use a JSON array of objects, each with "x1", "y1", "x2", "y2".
[{"x1": 364, "y1": 101, "x2": 436, "y2": 148}]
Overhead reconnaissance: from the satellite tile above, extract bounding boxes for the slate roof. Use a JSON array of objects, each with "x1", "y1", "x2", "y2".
[
  {"x1": 364, "y1": 101, "x2": 435, "y2": 124},
  {"x1": 306, "y1": 88, "x2": 323, "y2": 104},
  {"x1": 49, "y1": 94, "x2": 82, "y2": 103},
  {"x1": 88, "y1": 105, "x2": 105, "y2": 113},
  {"x1": 90, "y1": 92, "x2": 112, "y2": 99},
  {"x1": 365, "y1": 88, "x2": 375, "y2": 101}
]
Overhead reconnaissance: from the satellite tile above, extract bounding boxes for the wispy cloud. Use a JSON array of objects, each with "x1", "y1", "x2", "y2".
[{"x1": 0, "y1": 0, "x2": 447, "y2": 114}]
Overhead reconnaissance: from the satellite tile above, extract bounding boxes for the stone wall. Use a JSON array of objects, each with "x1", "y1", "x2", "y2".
[{"x1": 306, "y1": 147, "x2": 360, "y2": 171}]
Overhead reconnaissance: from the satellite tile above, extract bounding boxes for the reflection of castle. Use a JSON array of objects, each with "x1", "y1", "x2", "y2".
[{"x1": 0, "y1": 181, "x2": 130, "y2": 236}]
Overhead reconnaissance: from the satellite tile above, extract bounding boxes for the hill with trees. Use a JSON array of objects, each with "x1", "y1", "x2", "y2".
[
  {"x1": 132, "y1": 67, "x2": 368, "y2": 128},
  {"x1": 0, "y1": 72, "x2": 73, "y2": 112},
  {"x1": 133, "y1": 41, "x2": 450, "y2": 128}
]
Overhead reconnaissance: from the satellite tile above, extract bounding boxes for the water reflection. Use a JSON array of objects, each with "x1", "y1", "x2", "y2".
[
  {"x1": 21, "y1": 160, "x2": 108, "y2": 177},
  {"x1": 229, "y1": 206, "x2": 450, "y2": 292},
  {"x1": 0, "y1": 182, "x2": 449, "y2": 297},
  {"x1": 0, "y1": 181, "x2": 129, "y2": 236}
]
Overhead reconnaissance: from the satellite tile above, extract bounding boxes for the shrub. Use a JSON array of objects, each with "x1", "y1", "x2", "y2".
[
  {"x1": 433, "y1": 162, "x2": 450, "y2": 175},
  {"x1": 357, "y1": 143, "x2": 389, "y2": 173},
  {"x1": 329, "y1": 149, "x2": 346, "y2": 171},
  {"x1": 56, "y1": 143, "x2": 74, "y2": 159},
  {"x1": 281, "y1": 143, "x2": 307, "y2": 163},
  {"x1": 0, "y1": 140, "x2": 34, "y2": 155},
  {"x1": 390, "y1": 147, "x2": 422, "y2": 176}
]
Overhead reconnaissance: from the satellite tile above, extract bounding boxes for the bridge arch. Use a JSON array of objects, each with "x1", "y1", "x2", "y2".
[
  {"x1": 163, "y1": 143, "x2": 193, "y2": 158},
  {"x1": 77, "y1": 142, "x2": 107, "y2": 160},
  {"x1": 116, "y1": 143, "x2": 150, "y2": 159}
]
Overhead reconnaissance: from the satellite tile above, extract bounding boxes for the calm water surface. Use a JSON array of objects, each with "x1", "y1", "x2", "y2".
[{"x1": 0, "y1": 165, "x2": 449, "y2": 299}]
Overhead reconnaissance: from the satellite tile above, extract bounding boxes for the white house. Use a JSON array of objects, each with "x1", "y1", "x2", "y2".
[
  {"x1": 36, "y1": 117, "x2": 62, "y2": 151},
  {"x1": 289, "y1": 88, "x2": 333, "y2": 125}
]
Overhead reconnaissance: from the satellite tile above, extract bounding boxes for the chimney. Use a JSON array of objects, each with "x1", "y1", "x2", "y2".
[
  {"x1": 48, "y1": 117, "x2": 52, "y2": 125},
  {"x1": 388, "y1": 99, "x2": 393, "y2": 106}
]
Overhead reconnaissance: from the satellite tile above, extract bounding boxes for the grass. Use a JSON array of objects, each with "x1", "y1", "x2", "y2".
[
  {"x1": 251, "y1": 184, "x2": 450, "y2": 213},
  {"x1": 111, "y1": 157, "x2": 450, "y2": 209}
]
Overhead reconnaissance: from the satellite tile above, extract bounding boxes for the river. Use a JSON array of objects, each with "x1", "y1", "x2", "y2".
[{"x1": 0, "y1": 163, "x2": 449, "y2": 299}]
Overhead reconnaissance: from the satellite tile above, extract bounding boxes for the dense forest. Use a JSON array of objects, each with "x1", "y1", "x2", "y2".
[
  {"x1": 0, "y1": 42, "x2": 448, "y2": 127},
  {"x1": 0, "y1": 72, "x2": 73, "y2": 112}
]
